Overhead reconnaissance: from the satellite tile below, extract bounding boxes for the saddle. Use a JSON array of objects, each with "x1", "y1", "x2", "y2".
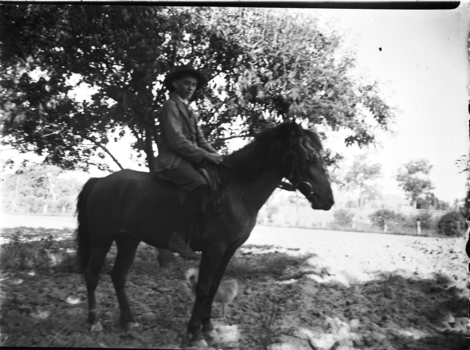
[
  {"x1": 197, "y1": 164, "x2": 223, "y2": 213},
  {"x1": 154, "y1": 164, "x2": 223, "y2": 251},
  {"x1": 154, "y1": 163, "x2": 223, "y2": 214}
]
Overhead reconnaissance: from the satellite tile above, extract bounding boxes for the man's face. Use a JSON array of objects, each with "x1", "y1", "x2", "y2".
[{"x1": 172, "y1": 75, "x2": 198, "y2": 100}]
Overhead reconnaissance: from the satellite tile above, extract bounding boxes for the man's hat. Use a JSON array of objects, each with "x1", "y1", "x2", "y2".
[{"x1": 164, "y1": 64, "x2": 208, "y2": 92}]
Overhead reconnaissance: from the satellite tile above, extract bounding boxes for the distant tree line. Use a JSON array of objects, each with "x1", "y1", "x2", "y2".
[
  {"x1": 332, "y1": 155, "x2": 451, "y2": 211},
  {"x1": 1, "y1": 163, "x2": 84, "y2": 214}
]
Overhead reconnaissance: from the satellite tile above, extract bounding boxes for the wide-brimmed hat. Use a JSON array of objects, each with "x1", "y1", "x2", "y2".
[{"x1": 163, "y1": 64, "x2": 208, "y2": 92}]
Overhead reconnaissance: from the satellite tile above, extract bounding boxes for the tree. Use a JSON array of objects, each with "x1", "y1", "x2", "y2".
[
  {"x1": 396, "y1": 159, "x2": 434, "y2": 209},
  {"x1": 416, "y1": 192, "x2": 449, "y2": 210},
  {"x1": 0, "y1": 163, "x2": 83, "y2": 214},
  {"x1": 338, "y1": 154, "x2": 382, "y2": 208},
  {"x1": 203, "y1": 8, "x2": 394, "y2": 163},
  {"x1": 1, "y1": 5, "x2": 245, "y2": 171},
  {"x1": 1, "y1": 5, "x2": 395, "y2": 172}
]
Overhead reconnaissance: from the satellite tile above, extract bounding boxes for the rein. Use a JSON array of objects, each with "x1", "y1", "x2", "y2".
[
  {"x1": 218, "y1": 162, "x2": 296, "y2": 192},
  {"x1": 218, "y1": 156, "x2": 317, "y2": 201}
]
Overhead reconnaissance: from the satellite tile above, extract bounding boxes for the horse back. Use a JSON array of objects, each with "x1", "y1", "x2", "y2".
[{"x1": 84, "y1": 169, "x2": 180, "y2": 247}]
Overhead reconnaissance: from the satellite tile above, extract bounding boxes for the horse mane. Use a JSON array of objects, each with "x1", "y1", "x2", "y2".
[{"x1": 224, "y1": 122, "x2": 323, "y2": 178}]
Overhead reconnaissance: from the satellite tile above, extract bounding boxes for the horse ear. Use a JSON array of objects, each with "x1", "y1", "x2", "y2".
[{"x1": 290, "y1": 120, "x2": 304, "y2": 137}]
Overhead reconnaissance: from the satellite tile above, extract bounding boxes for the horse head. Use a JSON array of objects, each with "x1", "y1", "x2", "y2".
[{"x1": 283, "y1": 122, "x2": 334, "y2": 211}]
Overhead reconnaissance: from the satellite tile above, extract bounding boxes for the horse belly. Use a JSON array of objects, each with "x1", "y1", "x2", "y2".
[
  {"x1": 86, "y1": 172, "x2": 179, "y2": 249},
  {"x1": 124, "y1": 193, "x2": 179, "y2": 247}
]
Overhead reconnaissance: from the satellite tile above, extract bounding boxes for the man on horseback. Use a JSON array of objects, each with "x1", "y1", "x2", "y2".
[{"x1": 154, "y1": 65, "x2": 223, "y2": 260}]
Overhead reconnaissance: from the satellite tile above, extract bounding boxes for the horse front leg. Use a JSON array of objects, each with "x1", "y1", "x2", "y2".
[
  {"x1": 187, "y1": 243, "x2": 225, "y2": 346},
  {"x1": 201, "y1": 246, "x2": 238, "y2": 337}
]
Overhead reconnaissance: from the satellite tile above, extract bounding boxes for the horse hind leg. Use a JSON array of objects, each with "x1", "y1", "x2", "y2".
[
  {"x1": 85, "y1": 240, "x2": 113, "y2": 328},
  {"x1": 110, "y1": 235, "x2": 140, "y2": 328}
]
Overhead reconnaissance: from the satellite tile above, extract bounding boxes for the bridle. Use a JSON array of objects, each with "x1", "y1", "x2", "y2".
[
  {"x1": 284, "y1": 134, "x2": 328, "y2": 201},
  {"x1": 220, "y1": 134, "x2": 325, "y2": 201}
]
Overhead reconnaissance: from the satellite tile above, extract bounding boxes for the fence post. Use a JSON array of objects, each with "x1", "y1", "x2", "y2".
[
  {"x1": 417, "y1": 220, "x2": 421, "y2": 234},
  {"x1": 43, "y1": 204, "x2": 48, "y2": 214},
  {"x1": 384, "y1": 223, "x2": 388, "y2": 233}
]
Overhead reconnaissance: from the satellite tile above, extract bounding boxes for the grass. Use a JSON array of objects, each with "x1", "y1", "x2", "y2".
[{"x1": 0, "y1": 229, "x2": 78, "y2": 273}]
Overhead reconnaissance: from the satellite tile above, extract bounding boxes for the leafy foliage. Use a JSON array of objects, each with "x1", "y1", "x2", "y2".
[
  {"x1": 209, "y1": 9, "x2": 393, "y2": 140},
  {"x1": 336, "y1": 154, "x2": 382, "y2": 207},
  {"x1": 436, "y1": 211, "x2": 466, "y2": 237},
  {"x1": 333, "y1": 208, "x2": 354, "y2": 226},
  {"x1": 396, "y1": 159, "x2": 434, "y2": 209},
  {"x1": 0, "y1": 5, "x2": 394, "y2": 171},
  {"x1": 369, "y1": 209, "x2": 405, "y2": 229},
  {"x1": 1, "y1": 5, "x2": 244, "y2": 170},
  {"x1": 415, "y1": 192, "x2": 450, "y2": 210},
  {"x1": 0, "y1": 163, "x2": 83, "y2": 214},
  {"x1": 413, "y1": 210, "x2": 435, "y2": 230}
]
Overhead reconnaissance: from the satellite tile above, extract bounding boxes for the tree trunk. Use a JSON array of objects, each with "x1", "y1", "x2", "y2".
[{"x1": 145, "y1": 128, "x2": 155, "y2": 171}]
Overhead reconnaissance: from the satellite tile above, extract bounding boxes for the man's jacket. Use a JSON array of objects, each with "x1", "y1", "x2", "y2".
[{"x1": 154, "y1": 92, "x2": 216, "y2": 172}]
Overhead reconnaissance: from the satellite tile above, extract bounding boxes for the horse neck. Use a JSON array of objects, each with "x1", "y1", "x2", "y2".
[{"x1": 223, "y1": 142, "x2": 287, "y2": 211}]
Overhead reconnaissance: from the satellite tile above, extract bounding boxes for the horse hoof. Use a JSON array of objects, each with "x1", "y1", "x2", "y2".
[
  {"x1": 189, "y1": 338, "x2": 209, "y2": 348},
  {"x1": 90, "y1": 321, "x2": 103, "y2": 332}
]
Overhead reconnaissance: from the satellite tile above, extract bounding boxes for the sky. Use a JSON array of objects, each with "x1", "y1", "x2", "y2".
[
  {"x1": 1, "y1": 4, "x2": 469, "y2": 204},
  {"x1": 313, "y1": 4, "x2": 470, "y2": 203}
]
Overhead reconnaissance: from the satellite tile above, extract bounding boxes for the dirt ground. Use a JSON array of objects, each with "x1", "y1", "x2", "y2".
[{"x1": 0, "y1": 216, "x2": 468, "y2": 349}]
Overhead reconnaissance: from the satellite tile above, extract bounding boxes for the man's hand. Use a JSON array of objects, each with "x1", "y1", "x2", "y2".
[{"x1": 205, "y1": 152, "x2": 223, "y2": 164}]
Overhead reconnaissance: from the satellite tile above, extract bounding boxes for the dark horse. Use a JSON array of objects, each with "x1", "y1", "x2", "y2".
[{"x1": 76, "y1": 121, "x2": 334, "y2": 347}]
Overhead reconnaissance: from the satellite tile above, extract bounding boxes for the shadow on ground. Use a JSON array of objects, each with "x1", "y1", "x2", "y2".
[{"x1": 0, "y1": 227, "x2": 468, "y2": 349}]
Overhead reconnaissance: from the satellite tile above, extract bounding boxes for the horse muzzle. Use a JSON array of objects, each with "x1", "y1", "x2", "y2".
[{"x1": 295, "y1": 181, "x2": 334, "y2": 210}]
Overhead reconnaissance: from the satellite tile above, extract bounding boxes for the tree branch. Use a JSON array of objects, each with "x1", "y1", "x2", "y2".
[
  {"x1": 217, "y1": 133, "x2": 253, "y2": 142},
  {"x1": 79, "y1": 133, "x2": 124, "y2": 170},
  {"x1": 144, "y1": 127, "x2": 155, "y2": 172}
]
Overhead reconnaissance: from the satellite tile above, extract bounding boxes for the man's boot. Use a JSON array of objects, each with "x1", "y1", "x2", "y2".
[{"x1": 167, "y1": 185, "x2": 205, "y2": 260}]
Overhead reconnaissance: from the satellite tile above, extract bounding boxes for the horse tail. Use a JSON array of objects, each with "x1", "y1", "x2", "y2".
[{"x1": 76, "y1": 177, "x2": 101, "y2": 273}]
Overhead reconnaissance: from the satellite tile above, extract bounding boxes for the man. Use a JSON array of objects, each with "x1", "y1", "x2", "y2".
[{"x1": 155, "y1": 65, "x2": 223, "y2": 260}]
